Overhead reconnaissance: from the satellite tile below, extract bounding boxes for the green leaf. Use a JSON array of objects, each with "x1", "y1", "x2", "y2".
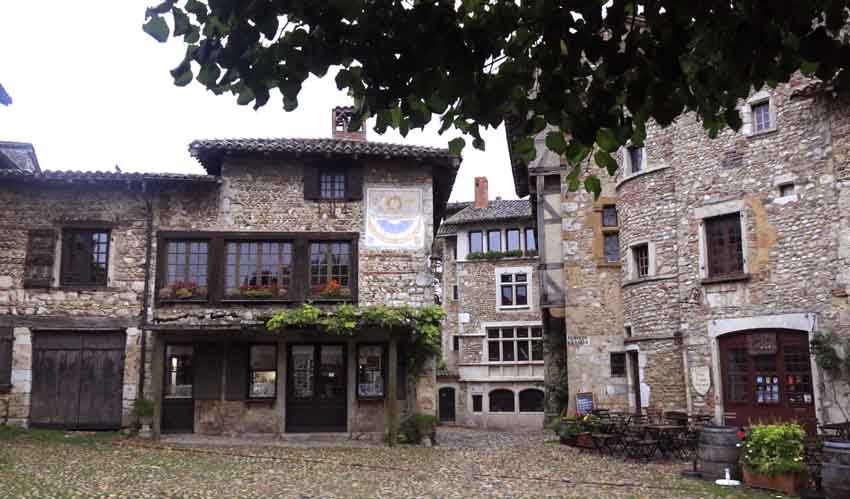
[
  {"x1": 196, "y1": 64, "x2": 220, "y2": 86},
  {"x1": 448, "y1": 137, "x2": 465, "y2": 155},
  {"x1": 237, "y1": 87, "x2": 255, "y2": 106},
  {"x1": 283, "y1": 95, "x2": 298, "y2": 111},
  {"x1": 184, "y1": 25, "x2": 200, "y2": 44},
  {"x1": 172, "y1": 8, "x2": 190, "y2": 37},
  {"x1": 595, "y1": 127, "x2": 620, "y2": 153},
  {"x1": 173, "y1": 67, "x2": 193, "y2": 86},
  {"x1": 584, "y1": 176, "x2": 601, "y2": 198},
  {"x1": 143, "y1": 16, "x2": 170, "y2": 43},
  {"x1": 545, "y1": 131, "x2": 567, "y2": 154},
  {"x1": 565, "y1": 141, "x2": 591, "y2": 166},
  {"x1": 594, "y1": 151, "x2": 619, "y2": 176},
  {"x1": 185, "y1": 0, "x2": 207, "y2": 19}
]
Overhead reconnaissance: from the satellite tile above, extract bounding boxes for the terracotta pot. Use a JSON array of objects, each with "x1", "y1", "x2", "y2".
[
  {"x1": 743, "y1": 467, "x2": 807, "y2": 496},
  {"x1": 576, "y1": 433, "x2": 594, "y2": 449}
]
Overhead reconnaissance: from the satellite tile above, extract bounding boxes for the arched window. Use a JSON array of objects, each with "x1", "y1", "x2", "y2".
[
  {"x1": 489, "y1": 389, "x2": 515, "y2": 412},
  {"x1": 519, "y1": 389, "x2": 545, "y2": 412}
]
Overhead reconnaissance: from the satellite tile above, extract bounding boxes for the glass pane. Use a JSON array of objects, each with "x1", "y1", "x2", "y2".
[
  {"x1": 488, "y1": 341, "x2": 500, "y2": 362},
  {"x1": 488, "y1": 230, "x2": 501, "y2": 252},
  {"x1": 506, "y1": 229, "x2": 521, "y2": 251},
  {"x1": 250, "y1": 345, "x2": 276, "y2": 370},
  {"x1": 515, "y1": 273, "x2": 527, "y2": 282},
  {"x1": 629, "y1": 146, "x2": 643, "y2": 173},
  {"x1": 519, "y1": 389, "x2": 544, "y2": 412},
  {"x1": 292, "y1": 345, "x2": 314, "y2": 399},
  {"x1": 487, "y1": 329, "x2": 500, "y2": 339},
  {"x1": 727, "y1": 348, "x2": 749, "y2": 403},
  {"x1": 515, "y1": 285, "x2": 528, "y2": 306},
  {"x1": 604, "y1": 233, "x2": 620, "y2": 263},
  {"x1": 165, "y1": 345, "x2": 193, "y2": 398},
  {"x1": 516, "y1": 328, "x2": 529, "y2": 338},
  {"x1": 250, "y1": 371, "x2": 277, "y2": 398},
  {"x1": 489, "y1": 390, "x2": 515, "y2": 412},
  {"x1": 357, "y1": 345, "x2": 385, "y2": 398},
  {"x1": 531, "y1": 339, "x2": 543, "y2": 361},
  {"x1": 525, "y1": 229, "x2": 536, "y2": 252},
  {"x1": 500, "y1": 274, "x2": 512, "y2": 283},
  {"x1": 502, "y1": 341, "x2": 515, "y2": 361},
  {"x1": 472, "y1": 394, "x2": 483, "y2": 412},
  {"x1": 469, "y1": 231, "x2": 483, "y2": 253},
  {"x1": 501, "y1": 285, "x2": 513, "y2": 306},
  {"x1": 531, "y1": 327, "x2": 543, "y2": 338},
  {"x1": 517, "y1": 341, "x2": 530, "y2": 361},
  {"x1": 501, "y1": 328, "x2": 515, "y2": 338},
  {"x1": 318, "y1": 345, "x2": 345, "y2": 400},
  {"x1": 602, "y1": 205, "x2": 618, "y2": 227}
]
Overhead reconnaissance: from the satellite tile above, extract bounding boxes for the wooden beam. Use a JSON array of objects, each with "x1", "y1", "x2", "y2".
[
  {"x1": 0, "y1": 315, "x2": 140, "y2": 329},
  {"x1": 150, "y1": 333, "x2": 165, "y2": 439}
]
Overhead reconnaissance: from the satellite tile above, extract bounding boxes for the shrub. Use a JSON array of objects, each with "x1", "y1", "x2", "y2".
[
  {"x1": 742, "y1": 423, "x2": 806, "y2": 476},
  {"x1": 133, "y1": 398, "x2": 154, "y2": 419},
  {"x1": 398, "y1": 414, "x2": 438, "y2": 444}
]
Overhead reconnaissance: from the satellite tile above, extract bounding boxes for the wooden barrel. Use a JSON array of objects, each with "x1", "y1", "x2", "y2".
[
  {"x1": 698, "y1": 425, "x2": 742, "y2": 480},
  {"x1": 822, "y1": 440, "x2": 850, "y2": 499}
]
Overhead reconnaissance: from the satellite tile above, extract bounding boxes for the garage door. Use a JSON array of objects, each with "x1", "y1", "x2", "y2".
[{"x1": 30, "y1": 331, "x2": 126, "y2": 430}]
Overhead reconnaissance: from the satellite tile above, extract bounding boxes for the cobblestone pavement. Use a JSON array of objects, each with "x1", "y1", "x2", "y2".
[{"x1": 0, "y1": 426, "x2": 777, "y2": 499}]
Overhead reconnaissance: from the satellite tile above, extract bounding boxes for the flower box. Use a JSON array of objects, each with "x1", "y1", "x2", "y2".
[
  {"x1": 228, "y1": 285, "x2": 287, "y2": 300},
  {"x1": 158, "y1": 280, "x2": 207, "y2": 301},
  {"x1": 312, "y1": 279, "x2": 352, "y2": 300},
  {"x1": 743, "y1": 467, "x2": 807, "y2": 496}
]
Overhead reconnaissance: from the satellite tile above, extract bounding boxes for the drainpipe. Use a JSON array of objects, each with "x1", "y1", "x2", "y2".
[{"x1": 138, "y1": 181, "x2": 154, "y2": 401}]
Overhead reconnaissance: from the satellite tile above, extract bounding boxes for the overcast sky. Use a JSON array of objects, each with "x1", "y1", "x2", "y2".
[{"x1": 0, "y1": 1, "x2": 518, "y2": 202}]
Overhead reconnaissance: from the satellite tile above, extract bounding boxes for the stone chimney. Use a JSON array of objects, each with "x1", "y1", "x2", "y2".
[
  {"x1": 332, "y1": 106, "x2": 366, "y2": 141},
  {"x1": 474, "y1": 177, "x2": 489, "y2": 209}
]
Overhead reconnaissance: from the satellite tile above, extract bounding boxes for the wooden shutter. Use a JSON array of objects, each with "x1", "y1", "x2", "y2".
[
  {"x1": 0, "y1": 327, "x2": 12, "y2": 393},
  {"x1": 193, "y1": 343, "x2": 223, "y2": 400},
  {"x1": 24, "y1": 230, "x2": 56, "y2": 288},
  {"x1": 303, "y1": 165, "x2": 320, "y2": 200},
  {"x1": 225, "y1": 343, "x2": 249, "y2": 401},
  {"x1": 346, "y1": 164, "x2": 364, "y2": 201}
]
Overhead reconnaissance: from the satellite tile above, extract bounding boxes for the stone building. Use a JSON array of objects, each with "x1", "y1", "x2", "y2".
[
  {"x1": 0, "y1": 108, "x2": 460, "y2": 439},
  {"x1": 510, "y1": 77, "x2": 850, "y2": 429},
  {"x1": 436, "y1": 177, "x2": 545, "y2": 429}
]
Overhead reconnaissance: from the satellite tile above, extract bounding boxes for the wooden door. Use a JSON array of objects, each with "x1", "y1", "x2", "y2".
[
  {"x1": 439, "y1": 387, "x2": 456, "y2": 422},
  {"x1": 162, "y1": 344, "x2": 195, "y2": 432},
  {"x1": 31, "y1": 331, "x2": 125, "y2": 430},
  {"x1": 287, "y1": 344, "x2": 347, "y2": 432},
  {"x1": 719, "y1": 330, "x2": 816, "y2": 432}
]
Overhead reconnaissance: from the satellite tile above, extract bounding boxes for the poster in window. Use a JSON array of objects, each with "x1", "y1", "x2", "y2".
[
  {"x1": 357, "y1": 344, "x2": 385, "y2": 399},
  {"x1": 365, "y1": 188, "x2": 424, "y2": 249}
]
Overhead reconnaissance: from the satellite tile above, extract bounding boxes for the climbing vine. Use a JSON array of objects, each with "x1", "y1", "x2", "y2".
[
  {"x1": 266, "y1": 304, "x2": 445, "y2": 376},
  {"x1": 811, "y1": 331, "x2": 850, "y2": 422}
]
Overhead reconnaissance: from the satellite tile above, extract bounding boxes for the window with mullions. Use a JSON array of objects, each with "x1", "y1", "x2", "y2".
[
  {"x1": 487, "y1": 327, "x2": 543, "y2": 363},
  {"x1": 705, "y1": 213, "x2": 744, "y2": 278},
  {"x1": 506, "y1": 229, "x2": 521, "y2": 252},
  {"x1": 488, "y1": 230, "x2": 502, "y2": 252},
  {"x1": 632, "y1": 243, "x2": 650, "y2": 278},
  {"x1": 602, "y1": 205, "x2": 618, "y2": 227},
  {"x1": 225, "y1": 241, "x2": 293, "y2": 300},
  {"x1": 60, "y1": 229, "x2": 110, "y2": 286},
  {"x1": 249, "y1": 345, "x2": 277, "y2": 399},
  {"x1": 320, "y1": 171, "x2": 346, "y2": 200},
  {"x1": 752, "y1": 102, "x2": 771, "y2": 132},
  {"x1": 160, "y1": 241, "x2": 208, "y2": 300},
  {"x1": 309, "y1": 241, "x2": 352, "y2": 298},
  {"x1": 500, "y1": 272, "x2": 529, "y2": 308}
]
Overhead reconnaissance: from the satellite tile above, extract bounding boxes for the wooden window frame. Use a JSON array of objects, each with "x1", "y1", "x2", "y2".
[
  {"x1": 158, "y1": 237, "x2": 212, "y2": 303},
  {"x1": 319, "y1": 168, "x2": 347, "y2": 200},
  {"x1": 704, "y1": 213, "x2": 745, "y2": 280},
  {"x1": 594, "y1": 199, "x2": 620, "y2": 267},
  {"x1": 505, "y1": 228, "x2": 521, "y2": 252},
  {"x1": 248, "y1": 344, "x2": 278, "y2": 401},
  {"x1": 223, "y1": 240, "x2": 294, "y2": 303},
  {"x1": 156, "y1": 231, "x2": 359, "y2": 306},
  {"x1": 60, "y1": 228, "x2": 111, "y2": 288},
  {"x1": 356, "y1": 343, "x2": 387, "y2": 400},
  {"x1": 308, "y1": 240, "x2": 354, "y2": 301}
]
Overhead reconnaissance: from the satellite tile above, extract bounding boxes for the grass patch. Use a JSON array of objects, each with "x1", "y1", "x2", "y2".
[{"x1": 0, "y1": 426, "x2": 119, "y2": 446}]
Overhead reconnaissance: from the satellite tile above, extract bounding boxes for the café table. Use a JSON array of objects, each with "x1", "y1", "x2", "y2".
[{"x1": 645, "y1": 424, "x2": 686, "y2": 458}]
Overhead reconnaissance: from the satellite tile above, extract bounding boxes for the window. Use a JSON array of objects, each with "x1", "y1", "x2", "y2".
[
  {"x1": 24, "y1": 230, "x2": 56, "y2": 288},
  {"x1": 452, "y1": 285, "x2": 458, "y2": 300},
  {"x1": 489, "y1": 389, "x2": 515, "y2": 412},
  {"x1": 165, "y1": 345, "x2": 193, "y2": 398},
  {"x1": 628, "y1": 146, "x2": 644, "y2": 174},
  {"x1": 632, "y1": 243, "x2": 650, "y2": 278},
  {"x1": 309, "y1": 241, "x2": 352, "y2": 298},
  {"x1": 487, "y1": 230, "x2": 502, "y2": 252},
  {"x1": 726, "y1": 348, "x2": 749, "y2": 403},
  {"x1": 779, "y1": 183, "x2": 795, "y2": 197},
  {"x1": 357, "y1": 344, "x2": 385, "y2": 399},
  {"x1": 524, "y1": 228, "x2": 537, "y2": 253},
  {"x1": 319, "y1": 171, "x2": 346, "y2": 200},
  {"x1": 624, "y1": 325, "x2": 633, "y2": 338},
  {"x1": 610, "y1": 352, "x2": 626, "y2": 377},
  {"x1": 160, "y1": 240, "x2": 208, "y2": 300},
  {"x1": 468, "y1": 231, "x2": 483, "y2": 254},
  {"x1": 249, "y1": 345, "x2": 277, "y2": 399},
  {"x1": 519, "y1": 389, "x2": 544, "y2": 412},
  {"x1": 506, "y1": 229, "x2": 521, "y2": 252},
  {"x1": 602, "y1": 205, "x2": 618, "y2": 227},
  {"x1": 60, "y1": 229, "x2": 109, "y2": 286},
  {"x1": 452, "y1": 335, "x2": 459, "y2": 352},
  {"x1": 225, "y1": 241, "x2": 293, "y2": 299},
  {"x1": 753, "y1": 102, "x2": 771, "y2": 132},
  {"x1": 603, "y1": 233, "x2": 620, "y2": 263},
  {"x1": 704, "y1": 213, "x2": 744, "y2": 278},
  {"x1": 487, "y1": 327, "x2": 543, "y2": 363},
  {"x1": 472, "y1": 394, "x2": 483, "y2": 412},
  {"x1": 499, "y1": 272, "x2": 529, "y2": 308}
]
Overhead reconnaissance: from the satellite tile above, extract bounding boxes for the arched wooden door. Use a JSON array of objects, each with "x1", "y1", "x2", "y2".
[
  {"x1": 439, "y1": 387, "x2": 456, "y2": 423},
  {"x1": 719, "y1": 330, "x2": 816, "y2": 432}
]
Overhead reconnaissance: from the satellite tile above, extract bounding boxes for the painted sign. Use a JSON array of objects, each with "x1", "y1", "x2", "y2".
[
  {"x1": 691, "y1": 366, "x2": 712, "y2": 397},
  {"x1": 576, "y1": 392, "x2": 594, "y2": 414},
  {"x1": 365, "y1": 188, "x2": 424, "y2": 249}
]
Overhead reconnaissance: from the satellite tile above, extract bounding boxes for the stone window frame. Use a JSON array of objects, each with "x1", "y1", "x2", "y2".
[
  {"x1": 742, "y1": 89, "x2": 778, "y2": 137},
  {"x1": 592, "y1": 197, "x2": 621, "y2": 268},
  {"x1": 621, "y1": 144, "x2": 648, "y2": 178},
  {"x1": 627, "y1": 240, "x2": 657, "y2": 281},
  {"x1": 695, "y1": 200, "x2": 750, "y2": 284},
  {"x1": 495, "y1": 265, "x2": 534, "y2": 311},
  {"x1": 773, "y1": 173, "x2": 799, "y2": 205},
  {"x1": 518, "y1": 388, "x2": 545, "y2": 413},
  {"x1": 484, "y1": 324, "x2": 544, "y2": 365},
  {"x1": 610, "y1": 352, "x2": 627, "y2": 378}
]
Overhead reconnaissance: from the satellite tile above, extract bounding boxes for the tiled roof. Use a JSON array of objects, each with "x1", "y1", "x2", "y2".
[
  {"x1": 437, "y1": 199, "x2": 532, "y2": 235},
  {"x1": 189, "y1": 137, "x2": 460, "y2": 174},
  {"x1": 0, "y1": 142, "x2": 40, "y2": 173},
  {"x1": 0, "y1": 169, "x2": 219, "y2": 183}
]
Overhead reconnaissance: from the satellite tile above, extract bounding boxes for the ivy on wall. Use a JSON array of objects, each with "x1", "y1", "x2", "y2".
[
  {"x1": 267, "y1": 304, "x2": 445, "y2": 375},
  {"x1": 811, "y1": 331, "x2": 850, "y2": 422}
]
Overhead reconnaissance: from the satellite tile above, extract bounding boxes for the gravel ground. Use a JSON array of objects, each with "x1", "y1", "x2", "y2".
[{"x1": 0, "y1": 426, "x2": 778, "y2": 499}]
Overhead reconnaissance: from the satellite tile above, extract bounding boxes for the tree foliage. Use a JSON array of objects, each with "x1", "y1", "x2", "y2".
[{"x1": 144, "y1": 0, "x2": 850, "y2": 195}]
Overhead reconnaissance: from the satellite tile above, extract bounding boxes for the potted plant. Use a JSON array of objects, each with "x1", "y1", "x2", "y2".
[
  {"x1": 133, "y1": 398, "x2": 154, "y2": 439},
  {"x1": 313, "y1": 279, "x2": 352, "y2": 299},
  {"x1": 555, "y1": 413, "x2": 599, "y2": 448},
  {"x1": 239, "y1": 284, "x2": 276, "y2": 299},
  {"x1": 741, "y1": 423, "x2": 808, "y2": 495},
  {"x1": 159, "y1": 280, "x2": 206, "y2": 300}
]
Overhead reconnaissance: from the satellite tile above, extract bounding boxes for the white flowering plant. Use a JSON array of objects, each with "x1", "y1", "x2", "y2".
[{"x1": 741, "y1": 423, "x2": 807, "y2": 476}]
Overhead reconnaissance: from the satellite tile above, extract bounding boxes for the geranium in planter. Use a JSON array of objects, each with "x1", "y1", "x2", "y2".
[
  {"x1": 313, "y1": 279, "x2": 352, "y2": 299},
  {"x1": 741, "y1": 423, "x2": 807, "y2": 495},
  {"x1": 159, "y1": 280, "x2": 206, "y2": 300}
]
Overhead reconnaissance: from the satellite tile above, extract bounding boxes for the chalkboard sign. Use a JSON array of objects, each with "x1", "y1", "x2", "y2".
[{"x1": 576, "y1": 392, "x2": 594, "y2": 414}]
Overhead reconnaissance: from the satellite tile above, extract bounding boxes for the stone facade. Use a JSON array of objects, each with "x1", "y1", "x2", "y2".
[
  {"x1": 516, "y1": 78, "x2": 850, "y2": 425},
  {"x1": 437, "y1": 193, "x2": 545, "y2": 429},
  {"x1": 0, "y1": 129, "x2": 458, "y2": 438}
]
